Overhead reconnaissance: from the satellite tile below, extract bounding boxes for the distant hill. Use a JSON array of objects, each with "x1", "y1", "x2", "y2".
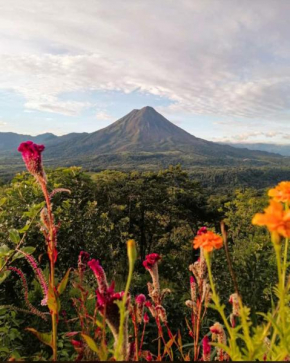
[
  {"x1": 223, "y1": 142, "x2": 290, "y2": 157},
  {"x1": 0, "y1": 107, "x2": 288, "y2": 175},
  {"x1": 0, "y1": 132, "x2": 57, "y2": 151}
]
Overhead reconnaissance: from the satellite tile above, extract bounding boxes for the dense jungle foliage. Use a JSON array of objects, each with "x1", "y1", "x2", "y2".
[{"x1": 0, "y1": 165, "x2": 279, "y2": 360}]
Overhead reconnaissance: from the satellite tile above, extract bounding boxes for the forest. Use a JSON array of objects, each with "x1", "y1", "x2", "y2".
[{"x1": 0, "y1": 142, "x2": 289, "y2": 361}]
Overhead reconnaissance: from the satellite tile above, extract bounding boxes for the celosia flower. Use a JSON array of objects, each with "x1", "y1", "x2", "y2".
[
  {"x1": 142, "y1": 253, "x2": 161, "y2": 270},
  {"x1": 156, "y1": 305, "x2": 167, "y2": 323},
  {"x1": 190, "y1": 276, "x2": 196, "y2": 302},
  {"x1": 18, "y1": 141, "x2": 45, "y2": 179},
  {"x1": 193, "y1": 231, "x2": 223, "y2": 252},
  {"x1": 78, "y1": 251, "x2": 90, "y2": 273},
  {"x1": 229, "y1": 293, "x2": 240, "y2": 316},
  {"x1": 197, "y1": 226, "x2": 208, "y2": 235},
  {"x1": 268, "y1": 182, "x2": 290, "y2": 203},
  {"x1": 88, "y1": 259, "x2": 108, "y2": 293},
  {"x1": 143, "y1": 312, "x2": 149, "y2": 323},
  {"x1": 143, "y1": 253, "x2": 161, "y2": 304},
  {"x1": 210, "y1": 322, "x2": 228, "y2": 360},
  {"x1": 144, "y1": 351, "x2": 153, "y2": 361},
  {"x1": 252, "y1": 200, "x2": 290, "y2": 241},
  {"x1": 7, "y1": 266, "x2": 47, "y2": 320},
  {"x1": 135, "y1": 294, "x2": 146, "y2": 305},
  {"x1": 18, "y1": 250, "x2": 48, "y2": 306},
  {"x1": 202, "y1": 336, "x2": 211, "y2": 361}
]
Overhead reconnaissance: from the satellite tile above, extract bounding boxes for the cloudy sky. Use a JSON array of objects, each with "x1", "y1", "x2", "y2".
[{"x1": 1, "y1": 0, "x2": 290, "y2": 143}]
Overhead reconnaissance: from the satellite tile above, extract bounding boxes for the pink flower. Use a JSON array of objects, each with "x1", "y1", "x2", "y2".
[
  {"x1": 202, "y1": 336, "x2": 211, "y2": 361},
  {"x1": 135, "y1": 294, "x2": 146, "y2": 305},
  {"x1": 71, "y1": 340, "x2": 83, "y2": 348},
  {"x1": 88, "y1": 259, "x2": 108, "y2": 293},
  {"x1": 17, "y1": 250, "x2": 48, "y2": 306},
  {"x1": 143, "y1": 253, "x2": 161, "y2": 270},
  {"x1": 78, "y1": 251, "x2": 90, "y2": 272},
  {"x1": 18, "y1": 141, "x2": 45, "y2": 178},
  {"x1": 143, "y1": 312, "x2": 149, "y2": 323},
  {"x1": 197, "y1": 226, "x2": 208, "y2": 235}
]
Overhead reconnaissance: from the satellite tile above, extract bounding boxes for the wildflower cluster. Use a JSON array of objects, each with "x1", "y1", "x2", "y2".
[{"x1": 3, "y1": 141, "x2": 290, "y2": 361}]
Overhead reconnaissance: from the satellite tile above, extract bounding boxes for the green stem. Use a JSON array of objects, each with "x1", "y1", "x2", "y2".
[
  {"x1": 41, "y1": 180, "x2": 58, "y2": 361},
  {"x1": 114, "y1": 247, "x2": 135, "y2": 361},
  {"x1": 205, "y1": 251, "x2": 241, "y2": 361},
  {"x1": 282, "y1": 238, "x2": 288, "y2": 288}
]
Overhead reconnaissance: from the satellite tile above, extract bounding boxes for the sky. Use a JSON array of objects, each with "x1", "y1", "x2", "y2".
[{"x1": 1, "y1": 0, "x2": 290, "y2": 144}]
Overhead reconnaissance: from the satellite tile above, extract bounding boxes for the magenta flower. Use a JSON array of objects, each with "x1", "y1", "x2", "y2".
[
  {"x1": 18, "y1": 141, "x2": 45, "y2": 178},
  {"x1": 202, "y1": 336, "x2": 211, "y2": 361},
  {"x1": 142, "y1": 253, "x2": 161, "y2": 270},
  {"x1": 78, "y1": 251, "x2": 90, "y2": 273},
  {"x1": 135, "y1": 294, "x2": 146, "y2": 305},
  {"x1": 88, "y1": 259, "x2": 108, "y2": 293},
  {"x1": 197, "y1": 226, "x2": 208, "y2": 235},
  {"x1": 143, "y1": 312, "x2": 149, "y2": 323},
  {"x1": 17, "y1": 249, "x2": 48, "y2": 306}
]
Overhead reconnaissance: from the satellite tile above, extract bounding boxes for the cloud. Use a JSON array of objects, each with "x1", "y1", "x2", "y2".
[
  {"x1": 95, "y1": 111, "x2": 114, "y2": 121},
  {"x1": 0, "y1": 0, "x2": 290, "y2": 125},
  {"x1": 0, "y1": 121, "x2": 7, "y2": 127},
  {"x1": 214, "y1": 131, "x2": 290, "y2": 143}
]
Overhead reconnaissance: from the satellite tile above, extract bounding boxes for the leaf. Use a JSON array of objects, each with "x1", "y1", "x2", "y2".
[
  {"x1": 26, "y1": 328, "x2": 53, "y2": 348},
  {"x1": 57, "y1": 268, "x2": 71, "y2": 295},
  {"x1": 8, "y1": 229, "x2": 20, "y2": 244},
  {"x1": 12, "y1": 247, "x2": 36, "y2": 262},
  {"x1": 163, "y1": 335, "x2": 175, "y2": 358},
  {"x1": 0, "y1": 245, "x2": 10, "y2": 257},
  {"x1": 81, "y1": 334, "x2": 100, "y2": 355},
  {"x1": 18, "y1": 224, "x2": 30, "y2": 233},
  {"x1": 47, "y1": 284, "x2": 60, "y2": 314},
  {"x1": 0, "y1": 270, "x2": 10, "y2": 285}
]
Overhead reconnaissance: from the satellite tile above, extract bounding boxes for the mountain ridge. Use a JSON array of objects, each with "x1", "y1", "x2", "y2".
[{"x1": 0, "y1": 107, "x2": 288, "y2": 170}]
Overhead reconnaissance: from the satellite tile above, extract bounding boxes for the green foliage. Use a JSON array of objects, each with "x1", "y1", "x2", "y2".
[{"x1": 212, "y1": 189, "x2": 276, "y2": 315}]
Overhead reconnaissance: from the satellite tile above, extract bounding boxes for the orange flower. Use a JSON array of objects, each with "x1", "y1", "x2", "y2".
[
  {"x1": 268, "y1": 182, "x2": 290, "y2": 203},
  {"x1": 193, "y1": 231, "x2": 223, "y2": 252},
  {"x1": 252, "y1": 200, "x2": 290, "y2": 240}
]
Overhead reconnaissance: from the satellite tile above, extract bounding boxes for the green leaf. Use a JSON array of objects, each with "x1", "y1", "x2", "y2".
[
  {"x1": 18, "y1": 224, "x2": 30, "y2": 233},
  {"x1": 0, "y1": 245, "x2": 10, "y2": 257},
  {"x1": 0, "y1": 270, "x2": 10, "y2": 285},
  {"x1": 81, "y1": 334, "x2": 100, "y2": 355},
  {"x1": 9, "y1": 229, "x2": 20, "y2": 244},
  {"x1": 26, "y1": 328, "x2": 53, "y2": 348},
  {"x1": 12, "y1": 247, "x2": 36, "y2": 262},
  {"x1": 57, "y1": 268, "x2": 71, "y2": 295}
]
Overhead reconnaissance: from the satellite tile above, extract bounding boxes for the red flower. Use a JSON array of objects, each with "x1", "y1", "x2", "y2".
[
  {"x1": 143, "y1": 253, "x2": 161, "y2": 270},
  {"x1": 143, "y1": 312, "x2": 149, "y2": 323},
  {"x1": 202, "y1": 336, "x2": 211, "y2": 361},
  {"x1": 135, "y1": 294, "x2": 146, "y2": 305},
  {"x1": 18, "y1": 141, "x2": 45, "y2": 178},
  {"x1": 197, "y1": 226, "x2": 208, "y2": 235},
  {"x1": 88, "y1": 259, "x2": 108, "y2": 293}
]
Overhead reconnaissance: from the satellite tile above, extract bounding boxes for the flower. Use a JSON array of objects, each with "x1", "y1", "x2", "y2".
[
  {"x1": 193, "y1": 231, "x2": 223, "y2": 252},
  {"x1": 88, "y1": 259, "x2": 108, "y2": 293},
  {"x1": 197, "y1": 226, "x2": 208, "y2": 235},
  {"x1": 78, "y1": 251, "x2": 90, "y2": 272},
  {"x1": 202, "y1": 336, "x2": 211, "y2": 361},
  {"x1": 143, "y1": 312, "x2": 149, "y2": 323},
  {"x1": 142, "y1": 253, "x2": 161, "y2": 270},
  {"x1": 18, "y1": 141, "x2": 45, "y2": 178},
  {"x1": 135, "y1": 294, "x2": 146, "y2": 323},
  {"x1": 268, "y1": 182, "x2": 290, "y2": 203},
  {"x1": 135, "y1": 294, "x2": 146, "y2": 305},
  {"x1": 252, "y1": 200, "x2": 290, "y2": 240},
  {"x1": 17, "y1": 250, "x2": 48, "y2": 306}
]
